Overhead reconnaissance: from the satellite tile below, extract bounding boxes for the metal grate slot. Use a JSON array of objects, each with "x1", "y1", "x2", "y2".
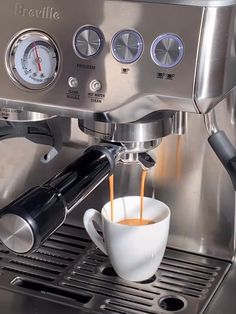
[
  {"x1": 37, "y1": 247, "x2": 75, "y2": 261},
  {"x1": 104, "y1": 300, "x2": 157, "y2": 314},
  {"x1": 161, "y1": 260, "x2": 217, "y2": 276},
  {"x1": 63, "y1": 276, "x2": 154, "y2": 306},
  {"x1": 163, "y1": 256, "x2": 220, "y2": 271},
  {"x1": 55, "y1": 231, "x2": 91, "y2": 243},
  {"x1": 2, "y1": 267, "x2": 55, "y2": 282},
  {"x1": 42, "y1": 242, "x2": 83, "y2": 255},
  {"x1": 46, "y1": 238, "x2": 86, "y2": 250},
  {"x1": 0, "y1": 248, "x2": 9, "y2": 254},
  {"x1": 158, "y1": 264, "x2": 213, "y2": 280},
  {"x1": 8, "y1": 260, "x2": 62, "y2": 275},
  {"x1": 20, "y1": 253, "x2": 68, "y2": 268},
  {"x1": 12, "y1": 278, "x2": 92, "y2": 304},
  {"x1": 160, "y1": 273, "x2": 211, "y2": 287},
  {"x1": 70, "y1": 271, "x2": 160, "y2": 295}
]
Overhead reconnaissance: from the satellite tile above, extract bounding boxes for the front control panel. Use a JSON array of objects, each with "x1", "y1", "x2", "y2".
[{"x1": 0, "y1": 0, "x2": 205, "y2": 122}]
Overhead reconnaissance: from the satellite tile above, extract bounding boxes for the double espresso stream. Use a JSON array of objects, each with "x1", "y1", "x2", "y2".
[{"x1": 109, "y1": 170, "x2": 154, "y2": 226}]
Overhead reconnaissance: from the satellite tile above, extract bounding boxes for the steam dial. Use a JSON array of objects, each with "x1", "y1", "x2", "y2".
[
  {"x1": 151, "y1": 34, "x2": 184, "y2": 68},
  {"x1": 73, "y1": 26, "x2": 104, "y2": 59},
  {"x1": 112, "y1": 30, "x2": 143, "y2": 64}
]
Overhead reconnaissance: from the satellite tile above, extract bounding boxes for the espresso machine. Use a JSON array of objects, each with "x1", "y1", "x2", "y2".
[{"x1": 0, "y1": 0, "x2": 235, "y2": 313}]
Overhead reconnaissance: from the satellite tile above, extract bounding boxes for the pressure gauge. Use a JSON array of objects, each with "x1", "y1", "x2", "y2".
[{"x1": 6, "y1": 30, "x2": 60, "y2": 90}]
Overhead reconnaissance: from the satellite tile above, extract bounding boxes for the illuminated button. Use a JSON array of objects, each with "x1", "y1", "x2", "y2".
[
  {"x1": 90, "y1": 80, "x2": 102, "y2": 92},
  {"x1": 112, "y1": 29, "x2": 143, "y2": 64},
  {"x1": 151, "y1": 34, "x2": 184, "y2": 68}
]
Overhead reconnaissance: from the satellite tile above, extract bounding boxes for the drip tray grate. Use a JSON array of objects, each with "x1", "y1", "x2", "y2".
[{"x1": 0, "y1": 223, "x2": 231, "y2": 313}]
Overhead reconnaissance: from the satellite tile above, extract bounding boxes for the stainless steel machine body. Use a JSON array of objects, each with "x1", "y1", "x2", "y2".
[
  {"x1": 0, "y1": 0, "x2": 236, "y2": 313},
  {"x1": 0, "y1": 0, "x2": 235, "y2": 120}
]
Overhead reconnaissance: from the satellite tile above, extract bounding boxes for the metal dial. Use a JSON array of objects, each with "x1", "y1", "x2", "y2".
[
  {"x1": 151, "y1": 34, "x2": 184, "y2": 68},
  {"x1": 111, "y1": 30, "x2": 143, "y2": 64},
  {"x1": 73, "y1": 26, "x2": 104, "y2": 59},
  {"x1": 6, "y1": 31, "x2": 60, "y2": 90}
]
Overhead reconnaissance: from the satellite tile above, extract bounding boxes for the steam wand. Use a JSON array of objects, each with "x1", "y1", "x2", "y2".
[{"x1": 204, "y1": 110, "x2": 236, "y2": 190}]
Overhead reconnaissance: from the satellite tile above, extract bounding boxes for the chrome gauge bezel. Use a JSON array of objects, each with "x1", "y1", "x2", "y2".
[
  {"x1": 73, "y1": 25, "x2": 105, "y2": 59},
  {"x1": 6, "y1": 30, "x2": 60, "y2": 90}
]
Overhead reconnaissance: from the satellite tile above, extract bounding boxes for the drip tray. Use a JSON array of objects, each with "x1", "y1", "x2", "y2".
[{"x1": 0, "y1": 224, "x2": 231, "y2": 314}]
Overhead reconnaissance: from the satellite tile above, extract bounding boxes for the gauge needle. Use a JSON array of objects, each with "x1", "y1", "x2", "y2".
[{"x1": 33, "y1": 42, "x2": 42, "y2": 72}]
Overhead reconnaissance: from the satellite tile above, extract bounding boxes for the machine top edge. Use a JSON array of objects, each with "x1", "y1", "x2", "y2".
[{"x1": 121, "y1": 0, "x2": 236, "y2": 7}]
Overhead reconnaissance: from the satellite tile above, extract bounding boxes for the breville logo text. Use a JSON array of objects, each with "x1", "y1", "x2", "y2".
[{"x1": 15, "y1": 3, "x2": 61, "y2": 20}]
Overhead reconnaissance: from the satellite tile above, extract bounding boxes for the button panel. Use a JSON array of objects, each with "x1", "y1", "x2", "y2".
[
  {"x1": 73, "y1": 26, "x2": 104, "y2": 59},
  {"x1": 111, "y1": 30, "x2": 143, "y2": 64},
  {"x1": 151, "y1": 34, "x2": 184, "y2": 68}
]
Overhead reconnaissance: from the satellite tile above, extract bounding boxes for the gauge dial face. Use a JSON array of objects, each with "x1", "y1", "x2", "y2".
[{"x1": 7, "y1": 31, "x2": 60, "y2": 90}]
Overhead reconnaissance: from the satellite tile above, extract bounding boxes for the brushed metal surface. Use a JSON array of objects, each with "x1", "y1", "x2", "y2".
[
  {"x1": 0, "y1": 214, "x2": 34, "y2": 253},
  {"x1": 0, "y1": 107, "x2": 54, "y2": 121},
  {"x1": 79, "y1": 111, "x2": 176, "y2": 143},
  {"x1": 125, "y1": 0, "x2": 236, "y2": 7},
  {"x1": 0, "y1": 0, "x2": 203, "y2": 121},
  {"x1": 195, "y1": 5, "x2": 236, "y2": 112}
]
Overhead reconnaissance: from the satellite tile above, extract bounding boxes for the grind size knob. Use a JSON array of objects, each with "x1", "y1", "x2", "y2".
[
  {"x1": 112, "y1": 29, "x2": 143, "y2": 64},
  {"x1": 73, "y1": 26, "x2": 104, "y2": 59},
  {"x1": 151, "y1": 33, "x2": 184, "y2": 68}
]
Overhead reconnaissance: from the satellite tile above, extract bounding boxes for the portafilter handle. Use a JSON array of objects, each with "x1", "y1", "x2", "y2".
[{"x1": 0, "y1": 144, "x2": 122, "y2": 254}]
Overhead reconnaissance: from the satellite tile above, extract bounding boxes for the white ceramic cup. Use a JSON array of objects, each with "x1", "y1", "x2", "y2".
[{"x1": 83, "y1": 196, "x2": 170, "y2": 282}]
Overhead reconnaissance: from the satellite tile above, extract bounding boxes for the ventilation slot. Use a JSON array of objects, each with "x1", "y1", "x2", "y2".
[{"x1": 12, "y1": 278, "x2": 92, "y2": 304}]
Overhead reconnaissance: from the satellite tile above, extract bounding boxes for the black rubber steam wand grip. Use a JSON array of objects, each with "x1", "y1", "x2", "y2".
[
  {"x1": 208, "y1": 130, "x2": 236, "y2": 190},
  {"x1": 0, "y1": 145, "x2": 116, "y2": 254}
]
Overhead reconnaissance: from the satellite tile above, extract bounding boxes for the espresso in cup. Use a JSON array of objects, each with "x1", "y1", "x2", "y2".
[{"x1": 118, "y1": 218, "x2": 154, "y2": 226}]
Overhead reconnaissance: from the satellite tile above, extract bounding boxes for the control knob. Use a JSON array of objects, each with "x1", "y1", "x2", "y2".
[
  {"x1": 112, "y1": 29, "x2": 143, "y2": 64},
  {"x1": 151, "y1": 34, "x2": 184, "y2": 68},
  {"x1": 73, "y1": 26, "x2": 104, "y2": 59}
]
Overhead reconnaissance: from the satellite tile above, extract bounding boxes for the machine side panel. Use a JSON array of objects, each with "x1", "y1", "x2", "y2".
[{"x1": 195, "y1": 6, "x2": 236, "y2": 112}]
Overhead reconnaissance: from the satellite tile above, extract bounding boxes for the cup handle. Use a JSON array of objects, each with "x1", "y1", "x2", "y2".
[{"x1": 83, "y1": 208, "x2": 107, "y2": 255}]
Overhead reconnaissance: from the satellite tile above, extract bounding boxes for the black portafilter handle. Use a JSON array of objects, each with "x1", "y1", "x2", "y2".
[
  {"x1": 0, "y1": 145, "x2": 119, "y2": 254},
  {"x1": 208, "y1": 130, "x2": 236, "y2": 190}
]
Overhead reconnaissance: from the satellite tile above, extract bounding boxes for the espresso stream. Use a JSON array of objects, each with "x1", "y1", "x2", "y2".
[{"x1": 109, "y1": 171, "x2": 154, "y2": 226}]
